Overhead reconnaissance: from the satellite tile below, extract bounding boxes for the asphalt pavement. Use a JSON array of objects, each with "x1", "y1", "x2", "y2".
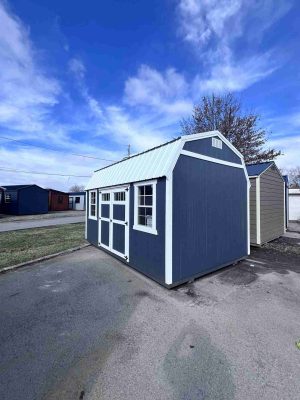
[
  {"x1": 0, "y1": 215, "x2": 85, "y2": 232},
  {"x1": 0, "y1": 243, "x2": 299, "y2": 400}
]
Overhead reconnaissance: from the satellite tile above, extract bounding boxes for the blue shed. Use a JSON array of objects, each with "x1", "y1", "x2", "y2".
[
  {"x1": 1, "y1": 184, "x2": 48, "y2": 215},
  {"x1": 85, "y1": 131, "x2": 250, "y2": 288}
]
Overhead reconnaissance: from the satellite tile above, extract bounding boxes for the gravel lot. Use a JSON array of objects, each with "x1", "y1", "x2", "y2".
[{"x1": 0, "y1": 237, "x2": 299, "y2": 400}]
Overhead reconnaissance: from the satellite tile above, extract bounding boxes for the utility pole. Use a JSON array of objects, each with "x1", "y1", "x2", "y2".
[{"x1": 127, "y1": 144, "x2": 131, "y2": 158}]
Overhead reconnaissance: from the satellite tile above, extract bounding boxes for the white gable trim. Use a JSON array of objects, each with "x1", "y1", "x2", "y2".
[
  {"x1": 182, "y1": 130, "x2": 244, "y2": 160},
  {"x1": 181, "y1": 150, "x2": 244, "y2": 169}
]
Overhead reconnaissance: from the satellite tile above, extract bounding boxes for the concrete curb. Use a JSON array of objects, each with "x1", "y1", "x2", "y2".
[{"x1": 0, "y1": 243, "x2": 91, "y2": 274}]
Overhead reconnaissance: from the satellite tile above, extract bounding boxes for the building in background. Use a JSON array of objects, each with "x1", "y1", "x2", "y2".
[
  {"x1": 48, "y1": 189, "x2": 69, "y2": 211},
  {"x1": 0, "y1": 185, "x2": 48, "y2": 215},
  {"x1": 69, "y1": 192, "x2": 86, "y2": 210},
  {"x1": 289, "y1": 189, "x2": 300, "y2": 221},
  {"x1": 247, "y1": 162, "x2": 285, "y2": 246},
  {"x1": 0, "y1": 186, "x2": 5, "y2": 213}
]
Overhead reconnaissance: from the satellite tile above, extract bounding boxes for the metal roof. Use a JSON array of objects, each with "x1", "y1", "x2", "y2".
[
  {"x1": 86, "y1": 138, "x2": 182, "y2": 190},
  {"x1": 1, "y1": 184, "x2": 34, "y2": 190},
  {"x1": 246, "y1": 162, "x2": 273, "y2": 177},
  {"x1": 69, "y1": 191, "x2": 86, "y2": 196},
  {"x1": 85, "y1": 131, "x2": 245, "y2": 190}
]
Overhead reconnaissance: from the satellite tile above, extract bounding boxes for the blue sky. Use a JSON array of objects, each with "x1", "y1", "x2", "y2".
[{"x1": 0, "y1": 0, "x2": 299, "y2": 190}]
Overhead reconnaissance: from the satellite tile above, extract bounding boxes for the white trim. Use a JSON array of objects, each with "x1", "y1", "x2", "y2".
[
  {"x1": 247, "y1": 180, "x2": 250, "y2": 254},
  {"x1": 133, "y1": 179, "x2": 157, "y2": 235},
  {"x1": 181, "y1": 130, "x2": 244, "y2": 160},
  {"x1": 256, "y1": 177, "x2": 261, "y2": 245},
  {"x1": 283, "y1": 180, "x2": 286, "y2": 232},
  {"x1": 98, "y1": 185, "x2": 130, "y2": 261},
  {"x1": 85, "y1": 190, "x2": 87, "y2": 239},
  {"x1": 88, "y1": 190, "x2": 97, "y2": 220},
  {"x1": 181, "y1": 150, "x2": 244, "y2": 169},
  {"x1": 165, "y1": 174, "x2": 173, "y2": 285}
]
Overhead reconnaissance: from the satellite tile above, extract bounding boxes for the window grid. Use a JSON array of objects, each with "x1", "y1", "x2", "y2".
[
  {"x1": 114, "y1": 192, "x2": 125, "y2": 202},
  {"x1": 102, "y1": 193, "x2": 110, "y2": 202},
  {"x1": 138, "y1": 185, "x2": 153, "y2": 227},
  {"x1": 90, "y1": 191, "x2": 96, "y2": 217},
  {"x1": 5, "y1": 193, "x2": 11, "y2": 203},
  {"x1": 212, "y1": 137, "x2": 223, "y2": 149}
]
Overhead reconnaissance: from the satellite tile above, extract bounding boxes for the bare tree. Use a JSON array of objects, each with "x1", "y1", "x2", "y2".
[
  {"x1": 181, "y1": 93, "x2": 281, "y2": 164},
  {"x1": 69, "y1": 184, "x2": 85, "y2": 192},
  {"x1": 281, "y1": 167, "x2": 300, "y2": 188}
]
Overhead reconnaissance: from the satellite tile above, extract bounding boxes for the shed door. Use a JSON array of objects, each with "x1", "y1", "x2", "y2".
[{"x1": 98, "y1": 186, "x2": 129, "y2": 261}]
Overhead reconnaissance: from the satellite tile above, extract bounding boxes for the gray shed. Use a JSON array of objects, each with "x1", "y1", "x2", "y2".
[{"x1": 246, "y1": 162, "x2": 285, "y2": 246}]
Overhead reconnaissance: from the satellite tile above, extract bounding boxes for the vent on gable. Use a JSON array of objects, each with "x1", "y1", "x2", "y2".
[{"x1": 212, "y1": 137, "x2": 222, "y2": 149}]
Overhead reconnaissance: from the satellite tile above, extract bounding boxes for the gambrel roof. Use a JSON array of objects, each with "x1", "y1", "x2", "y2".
[{"x1": 85, "y1": 131, "x2": 245, "y2": 190}]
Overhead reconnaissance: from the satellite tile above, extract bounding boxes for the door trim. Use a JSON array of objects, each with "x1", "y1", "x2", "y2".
[{"x1": 98, "y1": 185, "x2": 130, "y2": 261}]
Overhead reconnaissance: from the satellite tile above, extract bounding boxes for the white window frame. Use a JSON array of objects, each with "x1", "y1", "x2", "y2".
[
  {"x1": 133, "y1": 179, "x2": 157, "y2": 235},
  {"x1": 89, "y1": 190, "x2": 97, "y2": 220},
  {"x1": 212, "y1": 137, "x2": 223, "y2": 149}
]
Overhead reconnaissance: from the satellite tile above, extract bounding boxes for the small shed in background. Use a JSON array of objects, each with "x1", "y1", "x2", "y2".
[
  {"x1": 69, "y1": 192, "x2": 85, "y2": 210},
  {"x1": 246, "y1": 162, "x2": 285, "y2": 246},
  {"x1": 0, "y1": 187, "x2": 5, "y2": 213},
  {"x1": 0, "y1": 185, "x2": 48, "y2": 215},
  {"x1": 85, "y1": 130, "x2": 249, "y2": 288},
  {"x1": 289, "y1": 189, "x2": 300, "y2": 221},
  {"x1": 48, "y1": 189, "x2": 69, "y2": 211}
]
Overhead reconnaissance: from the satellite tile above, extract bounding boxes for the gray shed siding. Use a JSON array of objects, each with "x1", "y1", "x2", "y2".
[
  {"x1": 249, "y1": 178, "x2": 257, "y2": 244},
  {"x1": 260, "y1": 166, "x2": 284, "y2": 244},
  {"x1": 172, "y1": 155, "x2": 248, "y2": 283}
]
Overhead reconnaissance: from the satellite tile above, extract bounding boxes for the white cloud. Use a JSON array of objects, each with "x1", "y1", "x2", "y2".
[
  {"x1": 268, "y1": 135, "x2": 300, "y2": 170},
  {"x1": 124, "y1": 65, "x2": 192, "y2": 115},
  {"x1": 69, "y1": 57, "x2": 103, "y2": 118},
  {"x1": 178, "y1": 0, "x2": 242, "y2": 45},
  {"x1": 0, "y1": 1, "x2": 60, "y2": 133},
  {"x1": 177, "y1": 0, "x2": 291, "y2": 92},
  {"x1": 196, "y1": 52, "x2": 277, "y2": 92}
]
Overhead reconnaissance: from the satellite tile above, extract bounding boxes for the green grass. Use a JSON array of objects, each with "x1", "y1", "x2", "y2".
[{"x1": 0, "y1": 223, "x2": 87, "y2": 270}]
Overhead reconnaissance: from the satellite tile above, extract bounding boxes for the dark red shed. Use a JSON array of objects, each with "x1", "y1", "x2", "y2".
[{"x1": 48, "y1": 189, "x2": 69, "y2": 211}]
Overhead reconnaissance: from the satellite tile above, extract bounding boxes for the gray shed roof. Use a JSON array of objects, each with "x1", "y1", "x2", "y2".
[{"x1": 246, "y1": 162, "x2": 273, "y2": 177}]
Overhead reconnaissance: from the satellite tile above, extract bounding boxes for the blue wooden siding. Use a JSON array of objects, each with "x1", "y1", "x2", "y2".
[
  {"x1": 183, "y1": 136, "x2": 242, "y2": 164},
  {"x1": 2, "y1": 190, "x2": 18, "y2": 214},
  {"x1": 113, "y1": 204, "x2": 125, "y2": 221},
  {"x1": 129, "y1": 178, "x2": 166, "y2": 284},
  {"x1": 112, "y1": 223, "x2": 125, "y2": 254},
  {"x1": 101, "y1": 221, "x2": 110, "y2": 246},
  {"x1": 101, "y1": 204, "x2": 109, "y2": 218},
  {"x1": 19, "y1": 186, "x2": 48, "y2": 214},
  {"x1": 172, "y1": 155, "x2": 248, "y2": 283},
  {"x1": 87, "y1": 180, "x2": 166, "y2": 285},
  {"x1": 2, "y1": 186, "x2": 48, "y2": 215}
]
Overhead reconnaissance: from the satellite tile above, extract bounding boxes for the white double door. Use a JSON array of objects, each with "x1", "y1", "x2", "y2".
[{"x1": 98, "y1": 186, "x2": 129, "y2": 261}]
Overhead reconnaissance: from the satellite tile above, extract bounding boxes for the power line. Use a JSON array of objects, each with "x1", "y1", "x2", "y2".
[
  {"x1": 0, "y1": 167, "x2": 91, "y2": 178},
  {"x1": 0, "y1": 135, "x2": 116, "y2": 162}
]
